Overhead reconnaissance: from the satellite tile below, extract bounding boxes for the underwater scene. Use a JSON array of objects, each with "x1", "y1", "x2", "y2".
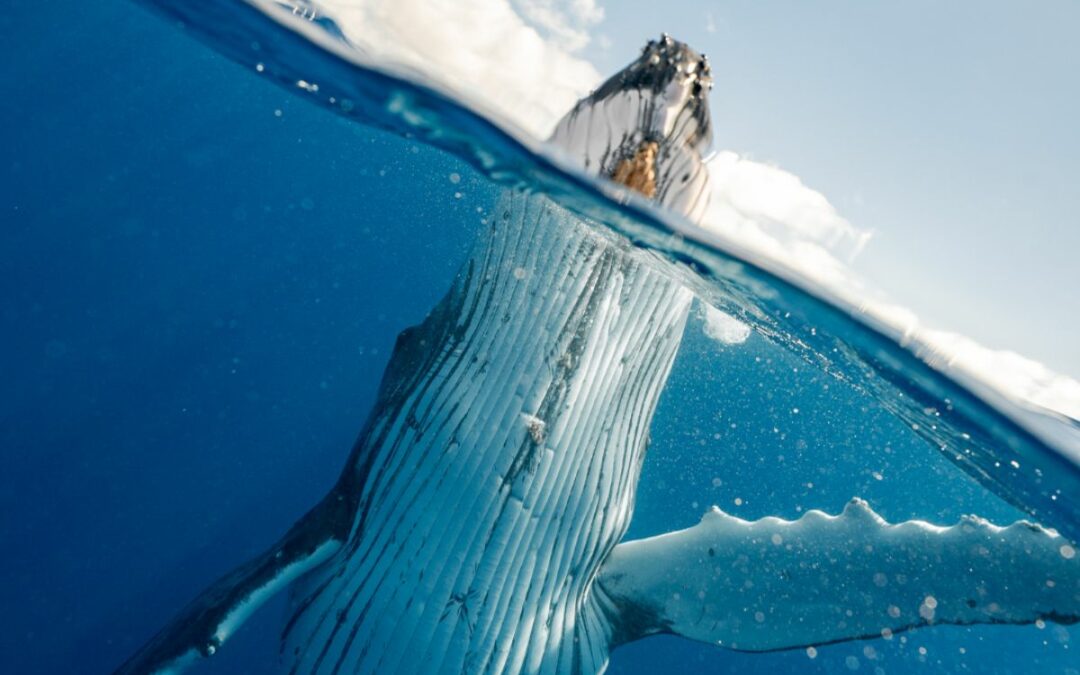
[{"x1": 2, "y1": 1, "x2": 1078, "y2": 674}]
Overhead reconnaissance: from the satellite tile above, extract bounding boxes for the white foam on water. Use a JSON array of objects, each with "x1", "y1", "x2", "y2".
[{"x1": 700, "y1": 303, "x2": 751, "y2": 346}]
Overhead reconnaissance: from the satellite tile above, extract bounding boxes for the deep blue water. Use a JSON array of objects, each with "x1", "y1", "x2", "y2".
[{"x1": 2, "y1": 1, "x2": 1077, "y2": 674}]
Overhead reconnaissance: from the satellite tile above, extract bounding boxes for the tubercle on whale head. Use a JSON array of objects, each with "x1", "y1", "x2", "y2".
[
  {"x1": 606, "y1": 33, "x2": 713, "y2": 154},
  {"x1": 547, "y1": 34, "x2": 714, "y2": 223}
]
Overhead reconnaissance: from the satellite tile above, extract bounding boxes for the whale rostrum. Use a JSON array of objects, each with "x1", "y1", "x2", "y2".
[{"x1": 116, "y1": 36, "x2": 1079, "y2": 675}]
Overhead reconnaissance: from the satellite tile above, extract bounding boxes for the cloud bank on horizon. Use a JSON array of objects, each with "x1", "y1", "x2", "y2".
[
  {"x1": 315, "y1": 0, "x2": 603, "y2": 135},
  {"x1": 310, "y1": 0, "x2": 1079, "y2": 422}
]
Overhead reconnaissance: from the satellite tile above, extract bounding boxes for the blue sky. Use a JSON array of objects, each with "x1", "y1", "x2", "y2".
[{"x1": 581, "y1": 1, "x2": 1079, "y2": 378}]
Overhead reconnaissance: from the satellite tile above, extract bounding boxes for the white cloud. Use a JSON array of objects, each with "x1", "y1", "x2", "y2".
[
  {"x1": 705, "y1": 151, "x2": 871, "y2": 263},
  {"x1": 314, "y1": 0, "x2": 602, "y2": 136},
  {"x1": 511, "y1": 0, "x2": 605, "y2": 51},
  {"x1": 917, "y1": 330, "x2": 1080, "y2": 420}
]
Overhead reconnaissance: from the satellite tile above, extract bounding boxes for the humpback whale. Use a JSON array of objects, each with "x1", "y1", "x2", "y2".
[{"x1": 117, "y1": 36, "x2": 1079, "y2": 675}]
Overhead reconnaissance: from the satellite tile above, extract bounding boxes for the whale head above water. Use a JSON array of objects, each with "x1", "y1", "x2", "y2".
[{"x1": 549, "y1": 34, "x2": 714, "y2": 222}]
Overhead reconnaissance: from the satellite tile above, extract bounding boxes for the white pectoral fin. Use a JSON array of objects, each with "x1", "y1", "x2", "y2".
[
  {"x1": 113, "y1": 494, "x2": 347, "y2": 675},
  {"x1": 596, "y1": 498, "x2": 1080, "y2": 652}
]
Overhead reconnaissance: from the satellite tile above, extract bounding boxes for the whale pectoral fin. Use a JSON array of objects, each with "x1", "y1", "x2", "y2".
[
  {"x1": 596, "y1": 498, "x2": 1080, "y2": 652},
  {"x1": 113, "y1": 492, "x2": 347, "y2": 675}
]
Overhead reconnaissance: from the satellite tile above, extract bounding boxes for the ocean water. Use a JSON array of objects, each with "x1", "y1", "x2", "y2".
[{"x1": 1, "y1": 1, "x2": 1077, "y2": 674}]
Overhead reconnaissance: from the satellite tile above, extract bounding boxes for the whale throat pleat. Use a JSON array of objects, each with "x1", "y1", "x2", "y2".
[{"x1": 281, "y1": 189, "x2": 693, "y2": 674}]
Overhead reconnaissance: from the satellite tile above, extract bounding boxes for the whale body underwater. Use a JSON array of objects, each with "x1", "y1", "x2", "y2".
[{"x1": 116, "y1": 35, "x2": 1080, "y2": 675}]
